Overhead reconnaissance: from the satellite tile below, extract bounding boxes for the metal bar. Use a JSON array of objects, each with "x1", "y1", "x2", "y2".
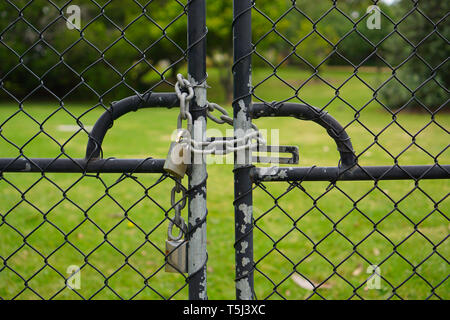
[
  {"x1": 187, "y1": 0, "x2": 208, "y2": 300},
  {"x1": 251, "y1": 102, "x2": 357, "y2": 169},
  {"x1": 206, "y1": 137, "x2": 299, "y2": 164},
  {"x1": 86, "y1": 92, "x2": 179, "y2": 159},
  {"x1": 0, "y1": 158, "x2": 165, "y2": 173},
  {"x1": 253, "y1": 145, "x2": 299, "y2": 165},
  {"x1": 233, "y1": 0, "x2": 255, "y2": 300},
  {"x1": 251, "y1": 165, "x2": 450, "y2": 182}
]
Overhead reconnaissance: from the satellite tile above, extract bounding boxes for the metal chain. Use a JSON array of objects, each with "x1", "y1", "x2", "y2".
[
  {"x1": 174, "y1": 74, "x2": 266, "y2": 156},
  {"x1": 166, "y1": 75, "x2": 194, "y2": 238},
  {"x1": 175, "y1": 74, "x2": 194, "y2": 132},
  {"x1": 168, "y1": 178, "x2": 187, "y2": 241},
  {"x1": 168, "y1": 74, "x2": 265, "y2": 238},
  {"x1": 168, "y1": 74, "x2": 266, "y2": 238}
]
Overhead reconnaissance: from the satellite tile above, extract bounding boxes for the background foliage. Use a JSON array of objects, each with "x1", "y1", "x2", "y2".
[{"x1": 0, "y1": 0, "x2": 447, "y2": 107}]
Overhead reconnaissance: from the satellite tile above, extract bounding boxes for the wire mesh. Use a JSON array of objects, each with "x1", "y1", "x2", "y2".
[
  {"x1": 0, "y1": 0, "x2": 190, "y2": 299},
  {"x1": 0, "y1": 0, "x2": 448, "y2": 301},
  {"x1": 249, "y1": 0, "x2": 449, "y2": 300}
]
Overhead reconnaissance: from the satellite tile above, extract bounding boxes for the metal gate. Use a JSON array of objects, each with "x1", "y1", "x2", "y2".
[
  {"x1": 0, "y1": 0, "x2": 449, "y2": 300},
  {"x1": 232, "y1": 0, "x2": 449, "y2": 300},
  {"x1": 0, "y1": 0, "x2": 207, "y2": 300}
]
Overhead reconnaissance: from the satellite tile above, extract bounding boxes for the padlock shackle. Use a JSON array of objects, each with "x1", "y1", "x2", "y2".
[
  {"x1": 85, "y1": 92, "x2": 179, "y2": 160},
  {"x1": 168, "y1": 218, "x2": 187, "y2": 241}
]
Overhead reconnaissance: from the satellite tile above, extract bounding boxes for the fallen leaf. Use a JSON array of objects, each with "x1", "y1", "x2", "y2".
[
  {"x1": 352, "y1": 264, "x2": 363, "y2": 276},
  {"x1": 109, "y1": 212, "x2": 122, "y2": 218},
  {"x1": 291, "y1": 274, "x2": 315, "y2": 291},
  {"x1": 291, "y1": 273, "x2": 334, "y2": 290}
]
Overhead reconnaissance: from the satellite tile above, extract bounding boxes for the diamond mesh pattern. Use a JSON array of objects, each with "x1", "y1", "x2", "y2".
[
  {"x1": 0, "y1": 0, "x2": 189, "y2": 299},
  {"x1": 250, "y1": 0, "x2": 449, "y2": 300}
]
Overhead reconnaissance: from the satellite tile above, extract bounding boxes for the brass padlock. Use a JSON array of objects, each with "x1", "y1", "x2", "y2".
[
  {"x1": 165, "y1": 239, "x2": 187, "y2": 273},
  {"x1": 163, "y1": 130, "x2": 189, "y2": 179},
  {"x1": 165, "y1": 219, "x2": 187, "y2": 273}
]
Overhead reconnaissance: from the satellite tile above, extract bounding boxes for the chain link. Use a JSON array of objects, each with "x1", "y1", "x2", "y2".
[
  {"x1": 168, "y1": 74, "x2": 265, "y2": 239},
  {"x1": 168, "y1": 178, "x2": 187, "y2": 241},
  {"x1": 174, "y1": 74, "x2": 266, "y2": 156}
]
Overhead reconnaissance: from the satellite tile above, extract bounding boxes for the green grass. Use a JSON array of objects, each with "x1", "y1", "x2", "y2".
[{"x1": 0, "y1": 67, "x2": 448, "y2": 299}]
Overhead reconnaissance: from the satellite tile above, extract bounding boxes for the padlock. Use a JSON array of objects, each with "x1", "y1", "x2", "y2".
[
  {"x1": 165, "y1": 218, "x2": 187, "y2": 273},
  {"x1": 163, "y1": 130, "x2": 189, "y2": 179},
  {"x1": 165, "y1": 239, "x2": 187, "y2": 273}
]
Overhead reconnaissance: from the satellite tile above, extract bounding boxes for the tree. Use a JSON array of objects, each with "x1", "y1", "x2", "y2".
[
  {"x1": 1, "y1": 1, "x2": 406, "y2": 104},
  {"x1": 380, "y1": 0, "x2": 449, "y2": 112}
]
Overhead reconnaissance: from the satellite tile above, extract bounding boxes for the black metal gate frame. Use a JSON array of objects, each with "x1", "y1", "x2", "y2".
[
  {"x1": 231, "y1": 0, "x2": 450, "y2": 300},
  {"x1": 1, "y1": 0, "x2": 449, "y2": 301},
  {"x1": 0, "y1": 0, "x2": 208, "y2": 300}
]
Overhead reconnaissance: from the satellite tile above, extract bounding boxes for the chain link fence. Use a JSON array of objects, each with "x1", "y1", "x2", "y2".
[
  {"x1": 0, "y1": 0, "x2": 448, "y2": 300},
  {"x1": 0, "y1": 0, "x2": 192, "y2": 299},
  {"x1": 238, "y1": 0, "x2": 449, "y2": 300}
]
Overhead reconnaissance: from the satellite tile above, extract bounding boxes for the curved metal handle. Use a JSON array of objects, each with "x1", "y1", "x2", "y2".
[
  {"x1": 85, "y1": 92, "x2": 179, "y2": 160},
  {"x1": 251, "y1": 102, "x2": 357, "y2": 169}
]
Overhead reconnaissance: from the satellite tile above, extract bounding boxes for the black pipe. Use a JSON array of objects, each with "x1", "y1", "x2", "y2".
[
  {"x1": 232, "y1": 0, "x2": 255, "y2": 300},
  {"x1": 251, "y1": 102, "x2": 357, "y2": 169},
  {"x1": 187, "y1": 0, "x2": 208, "y2": 300},
  {"x1": 250, "y1": 165, "x2": 450, "y2": 182},
  {"x1": 0, "y1": 158, "x2": 165, "y2": 173},
  {"x1": 85, "y1": 92, "x2": 179, "y2": 160}
]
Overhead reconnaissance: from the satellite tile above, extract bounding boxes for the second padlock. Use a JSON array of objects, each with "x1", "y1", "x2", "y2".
[{"x1": 163, "y1": 130, "x2": 189, "y2": 179}]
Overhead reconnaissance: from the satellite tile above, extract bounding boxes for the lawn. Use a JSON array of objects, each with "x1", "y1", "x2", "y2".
[{"x1": 0, "y1": 67, "x2": 448, "y2": 299}]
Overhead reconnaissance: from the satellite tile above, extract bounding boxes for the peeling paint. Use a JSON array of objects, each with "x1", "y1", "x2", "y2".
[
  {"x1": 199, "y1": 286, "x2": 207, "y2": 300},
  {"x1": 278, "y1": 170, "x2": 288, "y2": 179},
  {"x1": 236, "y1": 100, "x2": 248, "y2": 132},
  {"x1": 189, "y1": 193, "x2": 206, "y2": 233},
  {"x1": 238, "y1": 203, "x2": 252, "y2": 225},
  {"x1": 240, "y1": 241, "x2": 248, "y2": 253},
  {"x1": 236, "y1": 278, "x2": 252, "y2": 300},
  {"x1": 185, "y1": 78, "x2": 208, "y2": 298},
  {"x1": 238, "y1": 203, "x2": 252, "y2": 234},
  {"x1": 242, "y1": 257, "x2": 250, "y2": 267},
  {"x1": 188, "y1": 75, "x2": 207, "y2": 108},
  {"x1": 22, "y1": 162, "x2": 31, "y2": 172},
  {"x1": 258, "y1": 167, "x2": 292, "y2": 181}
]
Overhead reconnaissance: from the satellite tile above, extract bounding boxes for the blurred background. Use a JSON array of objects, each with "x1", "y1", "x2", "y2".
[
  {"x1": 0, "y1": 0, "x2": 448, "y2": 300},
  {"x1": 0, "y1": 0, "x2": 447, "y2": 109}
]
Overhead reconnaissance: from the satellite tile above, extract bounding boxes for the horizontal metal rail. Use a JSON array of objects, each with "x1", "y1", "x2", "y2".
[
  {"x1": 0, "y1": 92, "x2": 178, "y2": 174},
  {"x1": 251, "y1": 165, "x2": 450, "y2": 182},
  {"x1": 0, "y1": 158, "x2": 165, "y2": 173},
  {"x1": 86, "y1": 92, "x2": 179, "y2": 159},
  {"x1": 250, "y1": 102, "x2": 449, "y2": 182},
  {"x1": 251, "y1": 102, "x2": 357, "y2": 169}
]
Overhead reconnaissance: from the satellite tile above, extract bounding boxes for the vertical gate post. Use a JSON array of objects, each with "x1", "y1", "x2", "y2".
[
  {"x1": 187, "y1": 0, "x2": 208, "y2": 300},
  {"x1": 232, "y1": 0, "x2": 255, "y2": 300}
]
